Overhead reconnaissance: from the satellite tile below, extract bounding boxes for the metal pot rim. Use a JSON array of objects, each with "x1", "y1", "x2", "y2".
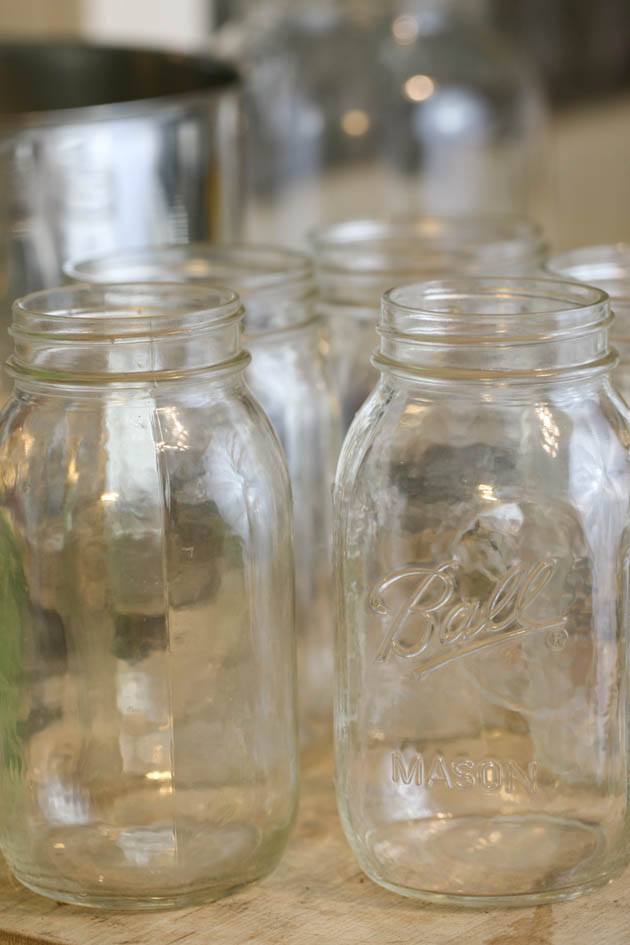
[{"x1": 0, "y1": 40, "x2": 240, "y2": 131}]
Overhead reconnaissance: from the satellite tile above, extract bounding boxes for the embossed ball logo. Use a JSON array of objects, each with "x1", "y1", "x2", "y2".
[{"x1": 369, "y1": 557, "x2": 569, "y2": 677}]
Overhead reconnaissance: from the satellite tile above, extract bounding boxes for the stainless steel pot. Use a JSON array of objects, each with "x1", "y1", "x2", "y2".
[{"x1": 0, "y1": 41, "x2": 242, "y2": 394}]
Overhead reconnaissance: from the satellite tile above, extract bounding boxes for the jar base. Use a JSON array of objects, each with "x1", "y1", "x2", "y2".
[
  {"x1": 6, "y1": 821, "x2": 291, "y2": 911},
  {"x1": 361, "y1": 867, "x2": 622, "y2": 909},
  {"x1": 12, "y1": 868, "x2": 264, "y2": 912},
  {"x1": 3, "y1": 805, "x2": 293, "y2": 911},
  {"x1": 356, "y1": 813, "x2": 627, "y2": 906}
]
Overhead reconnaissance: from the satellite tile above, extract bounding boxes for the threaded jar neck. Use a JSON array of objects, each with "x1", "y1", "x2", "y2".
[
  {"x1": 311, "y1": 217, "x2": 546, "y2": 309},
  {"x1": 376, "y1": 277, "x2": 613, "y2": 381},
  {"x1": 547, "y1": 245, "x2": 630, "y2": 342},
  {"x1": 9, "y1": 283, "x2": 246, "y2": 384},
  {"x1": 65, "y1": 243, "x2": 316, "y2": 335}
]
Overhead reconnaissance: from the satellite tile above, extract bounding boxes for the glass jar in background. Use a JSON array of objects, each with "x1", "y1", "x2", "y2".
[
  {"x1": 334, "y1": 277, "x2": 630, "y2": 905},
  {"x1": 312, "y1": 216, "x2": 546, "y2": 432},
  {"x1": 0, "y1": 284, "x2": 297, "y2": 909},
  {"x1": 217, "y1": 0, "x2": 547, "y2": 242},
  {"x1": 547, "y1": 245, "x2": 630, "y2": 401},
  {"x1": 66, "y1": 246, "x2": 340, "y2": 745}
]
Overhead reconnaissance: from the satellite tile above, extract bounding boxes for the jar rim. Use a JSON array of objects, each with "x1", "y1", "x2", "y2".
[
  {"x1": 376, "y1": 278, "x2": 613, "y2": 381},
  {"x1": 65, "y1": 242, "x2": 311, "y2": 289},
  {"x1": 64, "y1": 242, "x2": 313, "y2": 298},
  {"x1": 382, "y1": 277, "x2": 608, "y2": 337},
  {"x1": 9, "y1": 283, "x2": 247, "y2": 384},
  {"x1": 64, "y1": 243, "x2": 315, "y2": 334},
  {"x1": 12, "y1": 282, "x2": 242, "y2": 341},
  {"x1": 546, "y1": 244, "x2": 630, "y2": 303},
  {"x1": 311, "y1": 215, "x2": 547, "y2": 278}
]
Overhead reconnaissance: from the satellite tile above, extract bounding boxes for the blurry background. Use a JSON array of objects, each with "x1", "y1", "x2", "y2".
[
  {"x1": 0, "y1": 0, "x2": 629, "y2": 248},
  {"x1": 0, "y1": 0, "x2": 210, "y2": 50}
]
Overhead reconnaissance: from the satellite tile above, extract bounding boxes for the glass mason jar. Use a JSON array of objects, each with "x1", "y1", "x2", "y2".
[
  {"x1": 312, "y1": 216, "x2": 546, "y2": 432},
  {"x1": 334, "y1": 277, "x2": 630, "y2": 906},
  {"x1": 216, "y1": 0, "x2": 547, "y2": 242},
  {"x1": 0, "y1": 284, "x2": 297, "y2": 909},
  {"x1": 547, "y1": 245, "x2": 630, "y2": 402},
  {"x1": 66, "y1": 246, "x2": 339, "y2": 744}
]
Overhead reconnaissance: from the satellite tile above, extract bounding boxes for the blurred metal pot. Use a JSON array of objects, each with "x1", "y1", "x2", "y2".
[{"x1": 0, "y1": 41, "x2": 242, "y2": 395}]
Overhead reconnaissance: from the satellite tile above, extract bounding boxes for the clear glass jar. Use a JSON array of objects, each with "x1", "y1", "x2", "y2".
[
  {"x1": 0, "y1": 284, "x2": 297, "y2": 909},
  {"x1": 312, "y1": 216, "x2": 546, "y2": 432},
  {"x1": 547, "y1": 245, "x2": 630, "y2": 402},
  {"x1": 66, "y1": 246, "x2": 339, "y2": 744},
  {"x1": 334, "y1": 277, "x2": 630, "y2": 906},
  {"x1": 219, "y1": 0, "x2": 547, "y2": 242}
]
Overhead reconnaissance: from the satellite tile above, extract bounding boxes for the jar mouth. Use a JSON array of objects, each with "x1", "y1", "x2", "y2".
[
  {"x1": 377, "y1": 277, "x2": 613, "y2": 380},
  {"x1": 311, "y1": 216, "x2": 547, "y2": 302},
  {"x1": 13, "y1": 283, "x2": 242, "y2": 337},
  {"x1": 64, "y1": 243, "x2": 315, "y2": 333},
  {"x1": 382, "y1": 277, "x2": 609, "y2": 338},
  {"x1": 10, "y1": 283, "x2": 246, "y2": 381},
  {"x1": 546, "y1": 245, "x2": 630, "y2": 305}
]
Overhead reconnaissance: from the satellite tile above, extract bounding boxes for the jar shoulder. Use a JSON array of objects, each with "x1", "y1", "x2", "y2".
[
  {"x1": 0, "y1": 384, "x2": 291, "y2": 516},
  {"x1": 336, "y1": 381, "x2": 630, "y2": 528}
]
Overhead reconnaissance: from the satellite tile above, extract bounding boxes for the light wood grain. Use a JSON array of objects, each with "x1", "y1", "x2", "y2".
[{"x1": 0, "y1": 743, "x2": 629, "y2": 945}]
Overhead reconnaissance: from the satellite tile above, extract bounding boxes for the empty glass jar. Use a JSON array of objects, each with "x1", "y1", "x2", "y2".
[
  {"x1": 66, "y1": 245, "x2": 339, "y2": 744},
  {"x1": 334, "y1": 277, "x2": 630, "y2": 905},
  {"x1": 218, "y1": 0, "x2": 547, "y2": 241},
  {"x1": 0, "y1": 284, "x2": 297, "y2": 909},
  {"x1": 312, "y1": 216, "x2": 546, "y2": 432},
  {"x1": 547, "y1": 245, "x2": 630, "y2": 401}
]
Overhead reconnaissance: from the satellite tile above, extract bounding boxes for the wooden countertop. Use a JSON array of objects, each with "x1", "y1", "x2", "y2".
[{"x1": 0, "y1": 742, "x2": 629, "y2": 945}]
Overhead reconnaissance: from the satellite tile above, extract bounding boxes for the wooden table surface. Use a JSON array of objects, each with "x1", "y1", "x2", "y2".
[{"x1": 0, "y1": 742, "x2": 629, "y2": 945}]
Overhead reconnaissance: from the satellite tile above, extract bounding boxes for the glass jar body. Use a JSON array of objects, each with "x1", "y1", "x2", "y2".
[
  {"x1": 335, "y1": 373, "x2": 630, "y2": 905},
  {"x1": 317, "y1": 228, "x2": 545, "y2": 435},
  {"x1": 247, "y1": 322, "x2": 339, "y2": 741},
  {"x1": 322, "y1": 302, "x2": 379, "y2": 433},
  {"x1": 545, "y1": 246, "x2": 630, "y2": 407},
  {"x1": 231, "y1": 0, "x2": 546, "y2": 242},
  {"x1": 614, "y1": 334, "x2": 630, "y2": 402},
  {"x1": 0, "y1": 372, "x2": 297, "y2": 909},
  {"x1": 63, "y1": 245, "x2": 341, "y2": 744}
]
